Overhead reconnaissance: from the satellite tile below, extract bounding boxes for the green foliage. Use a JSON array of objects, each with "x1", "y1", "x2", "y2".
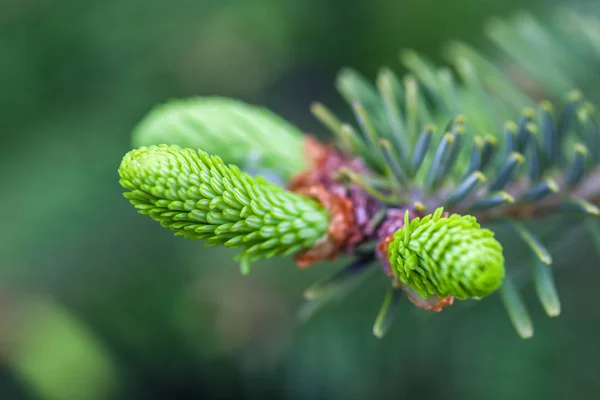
[
  {"x1": 118, "y1": 145, "x2": 329, "y2": 273},
  {"x1": 388, "y1": 208, "x2": 505, "y2": 300},
  {"x1": 320, "y1": 63, "x2": 596, "y2": 198},
  {"x1": 132, "y1": 97, "x2": 307, "y2": 180}
]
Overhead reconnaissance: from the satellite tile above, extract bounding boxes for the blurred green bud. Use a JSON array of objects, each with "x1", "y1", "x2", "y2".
[
  {"x1": 131, "y1": 97, "x2": 307, "y2": 180},
  {"x1": 388, "y1": 207, "x2": 505, "y2": 300},
  {"x1": 119, "y1": 145, "x2": 329, "y2": 273}
]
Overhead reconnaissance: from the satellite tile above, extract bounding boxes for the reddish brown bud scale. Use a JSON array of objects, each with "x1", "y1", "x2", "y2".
[
  {"x1": 290, "y1": 136, "x2": 373, "y2": 268},
  {"x1": 292, "y1": 184, "x2": 360, "y2": 268}
]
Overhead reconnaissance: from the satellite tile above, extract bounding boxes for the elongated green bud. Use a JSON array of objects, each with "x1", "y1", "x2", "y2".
[
  {"x1": 131, "y1": 97, "x2": 306, "y2": 180},
  {"x1": 119, "y1": 145, "x2": 329, "y2": 273},
  {"x1": 388, "y1": 208, "x2": 504, "y2": 300}
]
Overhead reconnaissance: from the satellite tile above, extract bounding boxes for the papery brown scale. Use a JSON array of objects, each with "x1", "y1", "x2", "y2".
[
  {"x1": 292, "y1": 184, "x2": 360, "y2": 268},
  {"x1": 392, "y1": 278, "x2": 455, "y2": 312},
  {"x1": 290, "y1": 136, "x2": 377, "y2": 267},
  {"x1": 289, "y1": 136, "x2": 371, "y2": 191},
  {"x1": 287, "y1": 136, "x2": 334, "y2": 191},
  {"x1": 377, "y1": 234, "x2": 396, "y2": 277},
  {"x1": 376, "y1": 208, "x2": 416, "y2": 276}
]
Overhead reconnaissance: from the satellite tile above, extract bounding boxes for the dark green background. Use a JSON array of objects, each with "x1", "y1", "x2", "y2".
[{"x1": 1, "y1": 0, "x2": 599, "y2": 399}]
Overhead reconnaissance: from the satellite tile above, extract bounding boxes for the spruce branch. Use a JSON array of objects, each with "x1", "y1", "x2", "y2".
[{"x1": 118, "y1": 8, "x2": 600, "y2": 340}]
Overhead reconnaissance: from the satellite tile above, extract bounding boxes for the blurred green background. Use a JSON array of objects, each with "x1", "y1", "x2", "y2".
[{"x1": 2, "y1": 0, "x2": 600, "y2": 399}]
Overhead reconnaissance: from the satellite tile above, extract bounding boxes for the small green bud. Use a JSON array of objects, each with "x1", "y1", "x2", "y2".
[
  {"x1": 388, "y1": 208, "x2": 505, "y2": 300},
  {"x1": 119, "y1": 145, "x2": 329, "y2": 272}
]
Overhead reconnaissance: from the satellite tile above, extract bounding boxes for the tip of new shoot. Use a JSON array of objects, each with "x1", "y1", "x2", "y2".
[
  {"x1": 303, "y1": 287, "x2": 320, "y2": 301},
  {"x1": 413, "y1": 201, "x2": 426, "y2": 212},
  {"x1": 519, "y1": 325, "x2": 535, "y2": 339},
  {"x1": 376, "y1": 68, "x2": 393, "y2": 90},
  {"x1": 373, "y1": 326, "x2": 386, "y2": 339},
  {"x1": 547, "y1": 306, "x2": 561, "y2": 318},
  {"x1": 497, "y1": 191, "x2": 516, "y2": 203},
  {"x1": 522, "y1": 107, "x2": 536, "y2": 119},
  {"x1": 484, "y1": 17, "x2": 504, "y2": 36},
  {"x1": 399, "y1": 48, "x2": 418, "y2": 62},
  {"x1": 457, "y1": 57, "x2": 476, "y2": 75},
  {"x1": 438, "y1": 67, "x2": 452, "y2": 82},
  {"x1": 474, "y1": 171, "x2": 487, "y2": 183},
  {"x1": 484, "y1": 135, "x2": 498, "y2": 145},
  {"x1": 310, "y1": 102, "x2": 341, "y2": 130},
  {"x1": 240, "y1": 258, "x2": 251, "y2": 275},
  {"x1": 310, "y1": 102, "x2": 324, "y2": 113},
  {"x1": 337, "y1": 67, "x2": 357, "y2": 82},
  {"x1": 474, "y1": 135, "x2": 484, "y2": 147},
  {"x1": 378, "y1": 66, "x2": 394, "y2": 76},
  {"x1": 404, "y1": 74, "x2": 418, "y2": 89},
  {"x1": 444, "y1": 132, "x2": 456, "y2": 144},
  {"x1": 567, "y1": 89, "x2": 583, "y2": 102},
  {"x1": 525, "y1": 122, "x2": 539, "y2": 135},
  {"x1": 424, "y1": 123, "x2": 437, "y2": 133},
  {"x1": 577, "y1": 107, "x2": 591, "y2": 123},
  {"x1": 455, "y1": 114, "x2": 468, "y2": 124},
  {"x1": 504, "y1": 120, "x2": 518, "y2": 132},
  {"x1": 584, "y1": 102, "x2": 595, "y2": 114},
  {"x1": 444, "y1": 39, "x2": 464, "y2": 54},
  {"x1": 339, "y1": 123, "x2": 354, "y2": 134},
  {"x1": 540, "y1": 100, "x2": 554, "y2": 113},
  {"x1": 509, "y1": 152, "x2": 525, "y2": 164},
  {"x1": 579, "y1": 199, "x2": 600, "y2": 215},
  {"x1": 588, "y1": 205, "x2": 600, "y2": 216},
  {"x1": 546, "y1": 178, "x2": 560, "y2": 193},
  {"x1": 574, "y1": 143, "x2": 589, "y2": 156},
  {"x1": 501, "y1": 278, "x2": 535, "y2": 339},
  {"x1": 337, "y1": 166, "x2": 353, "y2": 179},
  {"x1": 454, "y1": 125, "x2": 466, "y2": 135}
]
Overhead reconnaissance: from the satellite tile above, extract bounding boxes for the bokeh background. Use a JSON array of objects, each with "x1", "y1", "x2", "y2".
[{"x1": 2, "y1": 0, "x2": 600, "y2": 399}]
